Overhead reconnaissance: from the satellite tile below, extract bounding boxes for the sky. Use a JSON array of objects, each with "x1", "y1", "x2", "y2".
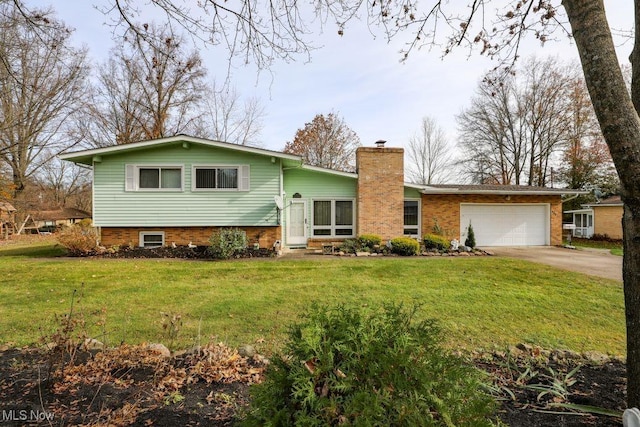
[{"x1": 28, "y1": 1, "x2": 634, "y2": 154}]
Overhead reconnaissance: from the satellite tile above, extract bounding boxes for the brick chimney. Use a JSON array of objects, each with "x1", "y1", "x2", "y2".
[{"x1": 356, "y1": 142, "x2": 404, "y2": 241}]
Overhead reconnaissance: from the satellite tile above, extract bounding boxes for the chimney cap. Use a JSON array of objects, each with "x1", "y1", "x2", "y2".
[{"x1": 375, "y1": 140, "x2": 386, "y2": 148}]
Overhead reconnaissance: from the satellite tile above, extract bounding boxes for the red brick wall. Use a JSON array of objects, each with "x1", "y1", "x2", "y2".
[
  {"x1": 356, "y1": 147, "x2": 404, "y2": 241},
  {"x1": 421, "y1": 194, "x2": 563, "y2": 245},
  {"x1": 100, "y1": 226, "x2": 281, "y2": 248}
]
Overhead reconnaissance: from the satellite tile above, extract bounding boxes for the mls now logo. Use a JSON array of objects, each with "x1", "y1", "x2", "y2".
[{"x1": 1, "y1": 409, "x2": 54, "y2": 422}]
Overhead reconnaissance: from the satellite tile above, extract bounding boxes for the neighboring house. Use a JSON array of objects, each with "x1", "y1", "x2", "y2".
[
  {"x1": 31, "y1": 208, "x2": 92, "y2": 231},
  {"x1": 60, "y1": 135, "x2": 584, "y2": 249},
  {"x1": 565, "y1": 196, "x2": 623, "y2": 239}
]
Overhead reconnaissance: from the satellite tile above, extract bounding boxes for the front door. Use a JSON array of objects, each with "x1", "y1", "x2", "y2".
[{"x1": 287, "y1": 200, "x2": 307, "y2": 246}]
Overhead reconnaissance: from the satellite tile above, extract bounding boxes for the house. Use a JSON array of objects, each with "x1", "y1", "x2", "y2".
[
  {"x1": 565, "y1": 195, "x2": 623, "y2": 239},
  {"x1": 31, "y1": 208, "x2": 92, "y2": 231},
  {"x1": 60, "y1": 135, "x2": 584, "y2": 249}
]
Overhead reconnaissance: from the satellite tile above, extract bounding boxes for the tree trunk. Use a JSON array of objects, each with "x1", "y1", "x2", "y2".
[{"x1": 563, "y1": 0, "x2": 640, "y2": 408}]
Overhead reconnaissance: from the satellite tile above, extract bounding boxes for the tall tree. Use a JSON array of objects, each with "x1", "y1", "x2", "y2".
[
  {"x1": 0, "y1": 3, "x2": 88, "y2": 199},
  {"x1": 283, "y1": 113, "x2": 360, "y2": 171},
  {"x1": 35, "y1": 155, "x2": 91, "y2": 210},
  {"x1": 457, "y1": 56, "x2": 571, "y2": 186},
  {"x1": 406, "y1": 116, "x2": 451, "y2": 185},
  {"x1": 557, "y1": 76, "x2": 618, "y2": 194},
  {"x1": 81, "y1": 56, "x2": 147, "y2": 147},
  {"x1": 84, "y1": 25, "x2": 206, "y2": 146},
  {"x1": 16, "y1": 0, "x2": 640, "y2": 406},
  {"x1": 457, "y1": 75, "x2": 527, "y2": 185},
  {"x1": 196, "y1": 81, "x2": 265, "y2": 146}
]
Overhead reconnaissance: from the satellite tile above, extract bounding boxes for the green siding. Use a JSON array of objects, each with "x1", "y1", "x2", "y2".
[
  {"x1": 93, "y1": 144, "x2": 281, "y2": 226},
  {"x1": 283, "y1": 168, "x2": 357, "y2": 244},
  {"x1": 283, "y1": 168, "x2": 356, "y2": 199},
  {"x1": 404, "y1": 187, "x2": 422, "y2": 199}
]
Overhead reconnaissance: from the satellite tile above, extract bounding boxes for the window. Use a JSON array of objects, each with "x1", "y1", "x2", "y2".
[
  {"x1": 192, "y1": 165, "x2": 250, "y2": 191},
  {"x1": 139, "y1": 231, "x2": 165, "y2": 248},
  {"x1": 404, "y1": 200, "x2": 420, "y2": 236},
  {"x1": 574, "y1": 213, "x2": 593, "y2": 237},
  {"x1": 125, "y1": 165, "x2": 183, "y2": 191},
  {"x1": 312, "y1": 200, "x2": 354, "y2": 237}
]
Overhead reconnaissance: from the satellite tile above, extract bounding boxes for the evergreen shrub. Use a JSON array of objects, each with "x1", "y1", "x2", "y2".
[
  {"x1": 390, "y1": 237, "x2": 420, "y2": 256},
  {"x1": 208, "y1": 228, "x2": 247, "y2": 259},
  {"x1": 242, "y1": 303, "x2": 496, "y2": 426},
  {"x1": 423, "y1": 233, "x2": 450, "y2": 251}
]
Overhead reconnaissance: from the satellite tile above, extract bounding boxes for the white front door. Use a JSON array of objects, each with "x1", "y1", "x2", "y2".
[{"x1": 287, "y1": 200, "x2": 307, "y2": 246}]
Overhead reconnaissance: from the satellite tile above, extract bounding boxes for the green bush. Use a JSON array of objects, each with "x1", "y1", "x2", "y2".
[
  {"x1": 465, "y1": 223, "x2": 476, "y2": 248},
  {"x1": 390, "y1": 237, "x2": 420, "y2": 256},
  {"x1": 357, "y1": 233, "x2": 382, "y2": 250},
  {"x1": 242, "y1": 303, "x2": 496, "y2": 426},
  {"x1": 339, "y1": 238, "x2": 359, "y2": 254},
  {"x1": 208, "y1": 228, "x2": 247, "y2": 259},
  {"x1": 423, "y1": 233, "x2": 450, "y2": 251}
]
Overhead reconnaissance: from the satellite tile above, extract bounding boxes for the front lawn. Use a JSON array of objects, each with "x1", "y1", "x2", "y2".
[
  {"x1": 567, "y1": 236, "x2": 624, "y2": 256},
  {"x1": 0, "y1": 241, "x2": 625, "y2": 355}
]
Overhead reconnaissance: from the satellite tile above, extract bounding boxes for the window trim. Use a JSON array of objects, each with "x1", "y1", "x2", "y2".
[
  {"x1": 191, "y1": 164, "x2": 250, "y2": 192},
  {"x1": 403, "y1": 198, "x2": 421, "y2": 237},
  {"x1": 139, "y1": 231, "x2": 165, "y2": 248},
  {"x1": 126, "y1": 164, "x2": 184, "y2": 192},
  {"x1": 311, "y1": 199, "x2": 356, "y2": 238}
]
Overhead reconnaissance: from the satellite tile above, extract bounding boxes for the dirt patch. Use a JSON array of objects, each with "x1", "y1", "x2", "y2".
[{"x1": 0, "y1": 344, "x2": 625, "y2": 426}]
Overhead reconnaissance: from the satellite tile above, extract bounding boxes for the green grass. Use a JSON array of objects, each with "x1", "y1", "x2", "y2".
[
  {"x1": 567, "y1": 237, "x2": 623, "y2": 256},
  {"x1": 0, "y1": 241, "x2": 625, "y2": 355}
]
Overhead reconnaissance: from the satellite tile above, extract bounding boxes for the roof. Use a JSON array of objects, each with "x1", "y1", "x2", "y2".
[
  {"x1": 59, "y1": 134, "x2": 418, "y2": 185},
  {"x1": 59, "y1": 134, "x2": 304, "y2": 166},
  {"x1": 0, "y1": 202, "x2": 16, "y2": 212},
  {"x1": 419, "y1": 184, "x2": 588, "y2": 196},
  {"x1": 583, "y1": 195, "x2": 623, "y2": 207},
  {"x1": 32, "y1": 208, "x2": 91, "y2": 221}
]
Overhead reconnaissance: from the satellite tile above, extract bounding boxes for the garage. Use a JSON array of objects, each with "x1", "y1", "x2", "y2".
[{"x1": 460, "y1": 204, "x2": 549, "y2": 246}]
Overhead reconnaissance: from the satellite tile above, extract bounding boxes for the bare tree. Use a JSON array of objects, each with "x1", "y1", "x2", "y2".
[
  {"x1": 283, "y1": 113, "x2": 360, "y2": 172},
  {"x1": 196, "y1": 81, "x2": 265, "y2": 146},
  {"x1": 14, "y1": 0, "x2": 640, "y2": 406},
  {"x1": 521, "y1": 57, "x2": 573, "y2": 186},
  {"x1": 35, "y1": 155, "x2": 91, "y2": 209},
  {"x1": 0, "y1": 3, "x2": 88, "y2": 198},
  {"x1": 406, "y1": 116, "x2": 451, "y2": 185},
  {"x1": 558, "y1": 76, "x2": 617, "y2": 190},
  {"x1": 84, "y1": 25, "x2": 207, "y2": 146},
  {"x1": 80, "y1": 56, "x2": 147, "y2": 147},
  {"x1": 457, "y1": 74, "x2": 528, "y2": 185},
  {"x1": 458, "y1": 57, "x2": 571, "y2": 186}
]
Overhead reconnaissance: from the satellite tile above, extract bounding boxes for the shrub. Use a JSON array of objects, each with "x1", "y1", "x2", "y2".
[
  {"x1": 432, "y1": 218, "x2": 444, "y2": 235},
  {"x1": 57, "y1": 223, "x2": 100, "y2": 255},
  {"x1": 242, "y1": 303, "x2": 496, "y2": 426},
  {"x1": 390, "y1": 236, "x2": 420, "y2": 256},
  {"x1": 423, "y1": 233, "x2": 450, "y2": 251},
  {"x1": 465, "y1": 223, "x2": 476, "y2": 248},
  {"x1": 208, "y1": 228, "x2": 247, "y2": 259},
  {"x1": 358, "y1": 233, "x2": 382, "y2": 250},
  {"x1": 339, "y1": 238, "x2": 359, "y2": 254}
]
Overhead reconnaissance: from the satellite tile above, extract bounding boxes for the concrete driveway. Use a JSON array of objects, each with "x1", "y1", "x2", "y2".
[{"x1": 487, "y1": 246, "x2": 623, "y2": 282}]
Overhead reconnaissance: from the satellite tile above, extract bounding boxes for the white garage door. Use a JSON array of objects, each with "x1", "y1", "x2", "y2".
[{"x1": 460, "y1": 204, "x2": 549, "y2": 246}]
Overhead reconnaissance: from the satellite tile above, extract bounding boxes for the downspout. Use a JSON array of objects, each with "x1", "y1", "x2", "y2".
[
  {"x1": 279, "y1": 158, "x2": 285, "y2": 252},
  {"x1": 562, "y1": 193, "x2": 582, "y2": 203}
]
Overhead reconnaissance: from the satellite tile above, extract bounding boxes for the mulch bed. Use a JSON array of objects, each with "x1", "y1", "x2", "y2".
[
  {"x1": 96, "y1": 245, "x2": 276, "y2": 260},
  {"x1": 0, "y1": 343, "x2": 626, "y2": 426}
]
